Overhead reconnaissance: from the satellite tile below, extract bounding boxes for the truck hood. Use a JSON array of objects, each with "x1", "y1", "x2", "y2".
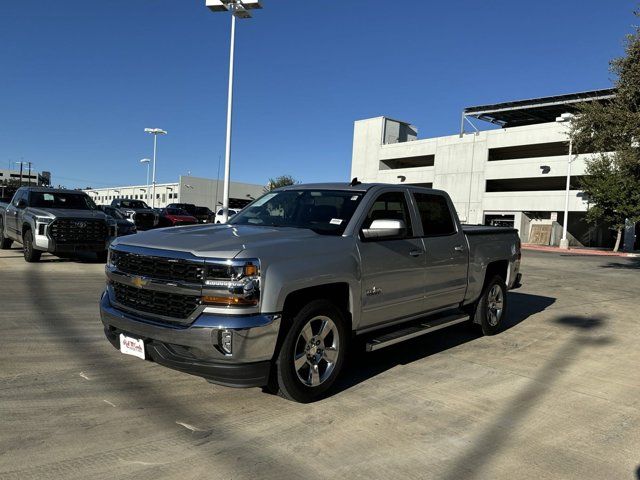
[
  {"x1": 29, "y1": 208, "x2": 109, "y2": 221},
  {"x1": 113, "y1": 224, "x2": 322, "y2": 258}
]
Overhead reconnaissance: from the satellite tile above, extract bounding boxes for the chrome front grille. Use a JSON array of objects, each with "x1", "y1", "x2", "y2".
[
  {"x1": 112, "y1": 282, "x2": 200, "y2": 319},
  {"x1": 111, "y1": 251, "x2": 204, "y2": 283}
]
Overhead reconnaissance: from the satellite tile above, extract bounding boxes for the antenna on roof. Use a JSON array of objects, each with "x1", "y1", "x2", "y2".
[{"x1": 350, "y1": 177, "x2": 361, "y2": 186}]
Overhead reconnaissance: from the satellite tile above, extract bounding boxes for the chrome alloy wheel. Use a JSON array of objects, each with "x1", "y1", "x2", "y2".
[
  {"x1": 294, "y1": 315, "x2": 340, "y2": 387},
  {"x1": 486, "y1": 284, "x2": 504, "y2": 326}
]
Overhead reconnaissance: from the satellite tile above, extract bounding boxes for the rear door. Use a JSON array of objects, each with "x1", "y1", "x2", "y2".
[
  {"x1": 356, "y1": 189, "x2": 426, "y2": 329},
  {"x1": 411, "y1": 191, "x2": 468, "y2": 312}
]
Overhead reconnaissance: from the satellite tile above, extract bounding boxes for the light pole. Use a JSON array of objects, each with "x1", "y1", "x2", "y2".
[
  {"x1": 144, "y1": 128, "x2": 167, "y2": 208},
  {"x1": 206, "y1": 0, "x2": 262, "y2": 223},
  {"x1": 140, "y1": 158, "x2": 151, "y2": 201},
  {"x1": 555, "y1": 112, "x2": 575, "y2": 249}
]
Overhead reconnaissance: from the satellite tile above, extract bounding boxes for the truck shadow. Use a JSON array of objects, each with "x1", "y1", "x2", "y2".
[{"x1": 334, "y1": 292, "x2": 555, "y2": 395}]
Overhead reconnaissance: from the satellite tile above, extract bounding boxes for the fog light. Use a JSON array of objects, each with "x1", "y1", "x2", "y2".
[{"x1": 220, "y1": 329, "x2": 233, "y2": 355}]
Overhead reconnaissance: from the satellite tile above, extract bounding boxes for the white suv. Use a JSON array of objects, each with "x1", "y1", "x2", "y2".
[{"x1": 214, "y1": 208, "x2": 239, "y2": 224}]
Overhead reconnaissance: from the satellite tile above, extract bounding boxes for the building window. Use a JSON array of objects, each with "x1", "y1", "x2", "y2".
[
  {"x1": 485, "y1": 176, "x2": 585, "y2": 192},
  {"x1": 380, "y1": 154, "x2": 435, "y2": 170}
]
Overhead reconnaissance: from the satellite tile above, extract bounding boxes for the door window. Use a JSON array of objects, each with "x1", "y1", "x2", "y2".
[
  {"x1": 362, "y1": 191, "x2": 412, "y2": 237},
  {"x1": 413, "y1": 192, "x2": 456, "y2": 236}
]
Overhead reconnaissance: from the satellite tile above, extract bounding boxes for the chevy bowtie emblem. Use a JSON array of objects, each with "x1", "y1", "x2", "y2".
[{"x1": 131, "y1": 276, "x2": 149, "y2": 288}]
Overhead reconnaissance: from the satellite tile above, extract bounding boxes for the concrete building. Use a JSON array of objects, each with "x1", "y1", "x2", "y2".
[
  {"x1": 350, "y1": 88, "x2": 633, "y2": 249},
  {"x1": 0, "y1": 168, "x2": 50, "y2": 186},
  {"x1": 84, "y1": 175, "x2": 265, "y2": 210}
]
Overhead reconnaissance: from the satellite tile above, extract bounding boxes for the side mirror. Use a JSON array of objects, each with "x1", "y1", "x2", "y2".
[
  {"x1": 361, "y1": 219, "x2": 406, "y2": 240},
  {"x1": 16, "y1": 199, "x2": 27, "y2": 209}
]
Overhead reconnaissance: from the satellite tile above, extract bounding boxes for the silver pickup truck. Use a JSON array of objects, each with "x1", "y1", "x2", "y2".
[
  {"x1": 0, "y1": 187, "x2": 117, "y2": 262},
  {"x1": 100, "y1": 182, "x2": 522, "y2": 402}
]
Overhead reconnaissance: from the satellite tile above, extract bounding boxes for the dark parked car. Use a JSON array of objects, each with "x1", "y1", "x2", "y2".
[
  {"x1": 194, "y1": 206, "x2": 215, "y2": 224},
  {"x1": 98, "y1": 206, "x2": 137, "y2": 236},
  {"x1": 158, "y1": 208, "x2": 198, "y2": 227},
  {"x1": 166, "y1": 203, "x2": 197, "y2": 216},
  {"x1": 110, "y1": 199, "x2": 159, "y2": 230}
]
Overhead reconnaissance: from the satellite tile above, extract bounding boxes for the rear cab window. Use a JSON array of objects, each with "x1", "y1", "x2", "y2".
[{"x1": 412, "y1": 192, "x2": 456, "y2": 237}]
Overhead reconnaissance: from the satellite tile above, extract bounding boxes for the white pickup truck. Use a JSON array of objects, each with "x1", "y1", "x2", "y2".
[{"x1": 101, "y1": 182, "x2": 522, "y2": 402}]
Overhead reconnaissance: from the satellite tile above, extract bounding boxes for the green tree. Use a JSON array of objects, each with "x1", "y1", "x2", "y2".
[
  {"x1": 264, "y1": 175, "x2": 298, "y2": 192},
  {"x1": 570, "y1": 10, "x2": 640, "y2": 251}
]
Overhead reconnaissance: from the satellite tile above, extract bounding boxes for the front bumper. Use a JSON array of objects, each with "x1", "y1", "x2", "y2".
[{"x1": 99, "y1": 292, "x2": 281, "y2": 387}]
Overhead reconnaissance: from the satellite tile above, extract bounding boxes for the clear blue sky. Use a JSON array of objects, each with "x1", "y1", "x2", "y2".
[{"x1": 0, "y1": 1, "x2": 636, "y2": 188}]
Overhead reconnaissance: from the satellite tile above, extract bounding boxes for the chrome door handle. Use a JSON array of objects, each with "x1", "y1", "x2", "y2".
[
  {"x1": 409, "y1": 250, "x2": 424, "y2": 257},
  {"x1": 454, "y1": 245, "x2": 464, "y2": 252}
]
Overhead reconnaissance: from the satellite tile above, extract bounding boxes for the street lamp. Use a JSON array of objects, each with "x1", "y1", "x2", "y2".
[
  {"x1": 555, "y1": 112, "x2": 575, "y2": 249},
  {"x1": 140, "y1": 158, "x2": 151, "y2": 201},
  {"x1": 206, "y1": 0, "x2": 263, "y2": 223},
  {"x1": 144, "y1": 128, "x2": 168, "y2": 208}
]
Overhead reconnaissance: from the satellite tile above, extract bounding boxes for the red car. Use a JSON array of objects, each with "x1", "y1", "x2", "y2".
[{"x1": 158, "y1": 208, "x2": 198, "y2": 227}]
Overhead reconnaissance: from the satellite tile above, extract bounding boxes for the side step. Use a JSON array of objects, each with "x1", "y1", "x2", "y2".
[{"x1": 365, "y1": 313, "x2": 470, "y2": 352}]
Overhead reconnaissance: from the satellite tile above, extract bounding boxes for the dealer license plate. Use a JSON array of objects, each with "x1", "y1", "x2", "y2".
[{"x1": 119, "y1": 334, "x2": 145, "y2": 360}]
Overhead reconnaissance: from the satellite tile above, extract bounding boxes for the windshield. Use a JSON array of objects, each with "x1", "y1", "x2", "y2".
[
  {"x1": 30, "y1": 191, "x2": 97, "y2": 210},
  {"x1": 229, "y1": 189, "x2": 365, "y2": 235},
  {"x1": 119, "y1": 200, "x2": 149, "y2": 209}
]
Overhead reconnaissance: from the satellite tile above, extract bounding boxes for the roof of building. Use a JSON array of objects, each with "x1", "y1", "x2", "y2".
[
  {"x1": 18, "y1": 186, "x2": 84, "y2": 194},
  {"x1": 463, "y1": 88, "x2": 616, "y2": 128}
]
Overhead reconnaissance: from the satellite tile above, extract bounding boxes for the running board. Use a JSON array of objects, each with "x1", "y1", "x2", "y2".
[{"x1": 365, "y1": 313, "x2": 470, "y2": 352}]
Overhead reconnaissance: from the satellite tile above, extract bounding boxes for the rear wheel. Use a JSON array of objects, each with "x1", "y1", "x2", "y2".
[
  {"x1": 274, "y1": 299, "x2": 347, "y2": 403},
  {"x1": 0, "y1": 219, "x2": 12, "y2": 249},
  {"x1": 23, "y1": 230, "x2": 42, "y2": 262},
  {"x1": 474, "y1": 275, "x2": 507, "y2": 335}
]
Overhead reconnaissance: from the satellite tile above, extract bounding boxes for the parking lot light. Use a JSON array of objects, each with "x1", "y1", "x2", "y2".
[
  {"x1": 555, "y1": 113, "x2": 575, "y2": 250},
  {"x1": 140, "y1": 158, "x2": 151, "y2": 201},
  {"x1": 205, "y1": 0, "x2": 262, "y2": 223},
  {"x1": 144, "y1": 128, "x2": 167, "y2": 208}
]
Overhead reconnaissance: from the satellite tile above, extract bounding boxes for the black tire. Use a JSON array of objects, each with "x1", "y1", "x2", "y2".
[
  {"x1": 96, "y1": 251, "x2": 108, "y2": 263},
  {"x1": 0, "y1": 219, "x2": 12, "y2": 249},
  {"x1": 274, "y1": 299, "x2": 348, "y2": 403},
  {"x1": 23, "y1": 229, "x2": 42, "y2": 263},
  {"x1": 474, "y1": 275, "x2": 508, "y2": 336}
]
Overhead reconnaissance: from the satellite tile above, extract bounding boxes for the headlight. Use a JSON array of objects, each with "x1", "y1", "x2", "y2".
[
  {"x1": 125, "y1": 210, "x2": 135, "y2": 218},
  {"x1": 201, "y1": 259, "x2": 260, "y2": 307},
  {"x1": 35, "y1": 216, "x2": 53, "y2": 235}
]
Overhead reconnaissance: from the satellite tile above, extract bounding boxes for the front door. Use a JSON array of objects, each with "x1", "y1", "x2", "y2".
[
  {"x1": 5, "y1": 191, "x2": 23, "y2": 239},
  {"x1": 357, "y1": 190, "x2": 426, "y2": 328}
]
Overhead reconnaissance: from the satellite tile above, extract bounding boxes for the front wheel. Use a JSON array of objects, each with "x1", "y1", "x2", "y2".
[
  {"x1": 474, "y1": 275, "x2": 508, "y2": 335},
  {"x1": 274, "y1": 299, "x2": 348, "y2": 403},
  {"x1": 23, "y1": 230, "x2": 42, "y2": 263}
]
